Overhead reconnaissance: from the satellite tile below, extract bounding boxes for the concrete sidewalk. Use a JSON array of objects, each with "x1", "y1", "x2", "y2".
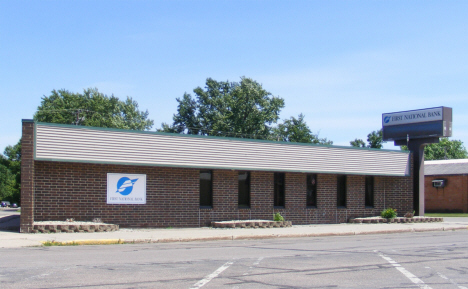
[{"x1": 1, "y1": 217, "x2": 467, "y2": 248}]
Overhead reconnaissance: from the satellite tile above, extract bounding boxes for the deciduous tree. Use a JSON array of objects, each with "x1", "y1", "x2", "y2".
[
  {"x1": 350, "y1": 129, "x2": 385, "y2": 149},
  {"x1": 424, "y1": 138, "x2": 467, "y2": 160},
  {"x1": 0, "y1": 139, "x2": 21, "y2": 203},
  {"x1": 34, "y1": 88, "x2": 154, "y2": 130},
  {"x1": 160, "y1": 77, "x2": 285, "y2": 139},
  {"x1": 273, "y1": 114, "x2": 333, "y2": 144},
  {"x1": 401, "y1": 138, "x2": 468, "y2": 160}
]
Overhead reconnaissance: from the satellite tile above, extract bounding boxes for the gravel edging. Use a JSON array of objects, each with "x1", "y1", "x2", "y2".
[
  {"x1": 211, "y1": 220, "x2": 292, "y2": 228},
  {"x1": 32, "y1": 223, "x2": 119, "y2": 233},
  {"x1": 349, "y1": 217, "x2": 443, "y2": 224}
]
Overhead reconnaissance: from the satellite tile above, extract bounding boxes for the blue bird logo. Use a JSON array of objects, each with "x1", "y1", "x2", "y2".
[
  {"x1": 384, "y1": 116, "x2": 391, "y2": 124},
  {"x1": 116, "y1": 177, "x2": 139, "y2": 196}
]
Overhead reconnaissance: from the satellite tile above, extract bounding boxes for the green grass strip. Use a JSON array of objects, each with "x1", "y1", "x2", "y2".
[
  {"x1": 42, "y1": 239, "x2": 125, "y2": 246},
  {"x1": 425, "y1": 213, "x2": 468, "y2": 217}
]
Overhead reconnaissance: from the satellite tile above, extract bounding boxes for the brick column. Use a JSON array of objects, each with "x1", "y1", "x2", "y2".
[{"x1": 20, "y1": 119, "x2": 34, "y2": 233}]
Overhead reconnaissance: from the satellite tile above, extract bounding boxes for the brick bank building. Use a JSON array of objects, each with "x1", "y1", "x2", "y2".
[
  {"x1": 424, "y1": 159, "x2": 468, "y2": 213},
  {"x1": 20, "y1": 120, "x2": 413, "y2": 233}
]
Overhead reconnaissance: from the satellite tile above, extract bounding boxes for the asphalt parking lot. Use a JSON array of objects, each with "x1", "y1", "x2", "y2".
[
  {"x1": 1, "y1": 230, "x2": 468, "y2": 288},
  {"x1": 0, "y1": 207, "x2": 20, "y2": 216},
  {"x1": 0, "y1": 208, "x2": 20, "y2": 231}
]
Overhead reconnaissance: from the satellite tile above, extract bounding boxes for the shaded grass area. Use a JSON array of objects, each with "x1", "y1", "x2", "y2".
[{"x1": 425, "y1": 213, "x2": 468, "y2": 217}]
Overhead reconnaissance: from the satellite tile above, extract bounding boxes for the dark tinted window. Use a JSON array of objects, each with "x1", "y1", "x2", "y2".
[
  {"x1": 238, "y1": 171, "x2": 250, "y2": 208},
  {"x1": 306, "y1": 174, "x2": 317, "y2": 207},
  {"x1": 365, "y1": 176, "x2": 374, "y2": 207},
  {"x1": 200, "y1": 170, "x2": 212, "y2": 207},
  {"x1": 337, "y1": 175, "x2": 347, "y2": 207},
  {"x1": 274, "y1": 172, "x2": 285, "y2": 207}
]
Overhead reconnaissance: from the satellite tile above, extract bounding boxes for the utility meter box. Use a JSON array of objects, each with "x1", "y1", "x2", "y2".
[{"x1": 432, "y1": 179, "x2": 446, "y2": 188}]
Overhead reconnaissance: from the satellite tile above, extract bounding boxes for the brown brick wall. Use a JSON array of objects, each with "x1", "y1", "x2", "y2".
[
  {"x1": 34, "y1": 162, "x2": 200, "y2": 227},
  {"x1": 425, "y1": 175, "x2": 468, "y2": 213},
  {"x1": 20, "y1": 121, "x2": 35, "y2": 233},
  {"x1": 32, "y1": 160, "x2": 413, "y2": 227}
]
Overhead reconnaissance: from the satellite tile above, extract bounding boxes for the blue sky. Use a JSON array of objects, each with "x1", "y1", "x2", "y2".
[{"x1": 1, "y1": 1, "x2": 467, "y2": 152}]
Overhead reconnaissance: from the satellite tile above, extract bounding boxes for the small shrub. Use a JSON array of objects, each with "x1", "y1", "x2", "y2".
[
  {"x1": 381, "y1": 208, "x2": 397, "y2": 219},
  {"x1": 273, "y1": 212, "x2": 284, "y2": 222}
]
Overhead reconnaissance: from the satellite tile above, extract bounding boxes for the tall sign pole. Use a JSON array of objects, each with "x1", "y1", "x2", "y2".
[
  {"x1": 395, "y1": 137, "x2": 438, "y2": 215},
  {"x1": 382, "y1": 107, "x2": 452, "y2": 216}
]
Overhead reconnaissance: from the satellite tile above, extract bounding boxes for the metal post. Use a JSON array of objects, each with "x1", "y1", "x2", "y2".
[{"x1": 396, "y1": 137, "x2": 439, "y2": 216}]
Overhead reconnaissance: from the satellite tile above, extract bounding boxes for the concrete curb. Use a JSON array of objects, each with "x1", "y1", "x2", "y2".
[
  {"x1": 39, "y1": 225, "x2": 467, "y2": 246},
  {"x1": 441, "y1": 226, "x2": 468, "y2": 231}
]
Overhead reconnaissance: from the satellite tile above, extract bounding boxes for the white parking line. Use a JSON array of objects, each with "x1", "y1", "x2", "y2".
[
  {"x1": 436, "y1": 272, "x2": 468, "y2": 289},
  {"x1": 253, "y1": 257, "x2": 264, "y2": 266},
  {"x1": 375, "y1": 250, "x2": 432, "y2": 289},
  {"x1": 190, "y1": 261, "x2": 234, "y2": 289},
  {"x1": 244, "y1": 257, "x2": 264, "y2": 276}
]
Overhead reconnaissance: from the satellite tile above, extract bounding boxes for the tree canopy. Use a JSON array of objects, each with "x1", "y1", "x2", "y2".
[
  {"x1": 273, "y1": 114, "x2": 333, "y2": 144},
  {"x1": 404, "y1": 138, "x2": 468, "y2": 160},
  {"x1": 351, "y1": 130, "x2": 468, "y2": 160},
  {"x1": 350, "y1": 129, "x2": 385, "y2": 149},
  {"x1": 0, "y1": 139, "x2": 21, "y2": 203},
  {"x1": 0, "y1": 162, "x2": 16, "y2": 202},
  {"x1": 160, "y1": 77, "x2": 331, "y2": 145},
  {"x1": 34, "y1": 88, "x2": 154, "y2": 130},
  {"x1": 160, "y1": 77, "x2": 285, "y2": 139}
]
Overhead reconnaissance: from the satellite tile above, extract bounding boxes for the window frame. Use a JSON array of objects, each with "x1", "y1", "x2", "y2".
[
  {"x1": 337, "y1": 175, "x2": 347, "y2": 208},
  {"x1": 238, "y1": 171, "x2": 251, "y2": 208},
  {"x1": 365, "y1": 176, "x2": 374, "y2": 208},
  {"x1": 274, "y1": 172, "x2": 285, "y2": 208},
  {"x1": 306, "y1": 174, "x2": 317, "y2": 208},
  {"x1": 199, "y1": 170, "x2": 213, "y2": 208}
]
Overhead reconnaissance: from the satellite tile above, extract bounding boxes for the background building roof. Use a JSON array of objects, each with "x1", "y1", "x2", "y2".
[{"x1": 425, "y1": 159, "x2": 468, "y2": 175}]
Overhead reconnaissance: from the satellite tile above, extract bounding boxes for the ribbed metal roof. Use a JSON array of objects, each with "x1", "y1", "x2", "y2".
[
  {"x1": 34, "y1": 122, "x2": 411, "y2": 176},
  {"x1": 425, "y1": 159, "x2": 468, "y2": 175}
]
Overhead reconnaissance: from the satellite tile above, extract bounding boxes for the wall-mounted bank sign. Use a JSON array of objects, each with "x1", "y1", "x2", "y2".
[
  {"x1": 107, "y1": 173, "x2": 146, "y2": 204},
  {"x1": 382, "y1": 107, "x2": 452, "y2": 141}
]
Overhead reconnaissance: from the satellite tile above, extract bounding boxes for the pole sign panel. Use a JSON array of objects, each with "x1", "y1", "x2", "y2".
[
  {"x1": 382, "y1": 107, "x2": 452, "y2": 141},
  {"x1": 107, "y1": 173, "x2": 146, "y2": 204}
]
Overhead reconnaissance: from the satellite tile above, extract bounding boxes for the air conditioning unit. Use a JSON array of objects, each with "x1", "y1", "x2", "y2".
[{"x1": 432, "y1": 179, "x2": 446, "y2": 188}]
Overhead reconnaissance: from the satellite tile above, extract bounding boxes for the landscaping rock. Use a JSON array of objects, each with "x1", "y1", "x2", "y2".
[
  {"x1": 32, "y1": 222, "x2": 119, "y2": 233},
  {"x1": 211, "y1": 220, "x2": 292, "y2": 229},
  {"x1": 350, "y1": 216, "x2": 443, "y2": 224}
]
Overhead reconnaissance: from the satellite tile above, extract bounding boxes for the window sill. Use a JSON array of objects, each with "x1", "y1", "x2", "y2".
[
  {"x1": 365, "y1": 206, "x2": 374, "y2": 209},
  {"x1": 274, "y1": 206, "x2": 285, "y2": 209},
  {"x1": 199, "y1": 206, "x2": 213, "y2": 210},
  {"x1": 306, "y1": 206, "x2": 317, "y2": 209},
  {"x1": 238, "y1": 206, "x2": 251, "y2": 210},
  {"x1": 337, "y1": 206, "x2": 347, "y2": 209}
]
